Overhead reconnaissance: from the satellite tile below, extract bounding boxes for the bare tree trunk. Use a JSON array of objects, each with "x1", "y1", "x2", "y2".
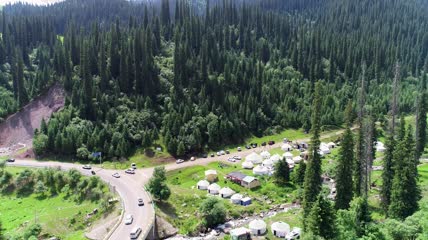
[{"x1": 391, "y1": 62, "x2": 400, "y2": 134}]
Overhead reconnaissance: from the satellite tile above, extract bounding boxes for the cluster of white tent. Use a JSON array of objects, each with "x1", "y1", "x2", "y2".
[
  {"x1": 319, "y1": 142, "x2": 336, "y2": 156},
  {"x1": 196, "y1": 181, "x2": 237, "y2": 198},
  {"x1": 231, "y1": 219, "x2": 301, "y2": 238},
  {"x1": 241, "y1": 150, "x2": 304, "y2": 175}
]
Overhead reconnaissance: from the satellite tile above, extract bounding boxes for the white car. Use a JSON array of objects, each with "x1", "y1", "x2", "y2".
[
  {"x1": 228, "y1": 158, "x2": 236, "y2": 162},
  {"x1": 216, "y1": 152, "x2": 221, "y2": 156},
  {"x1": 190, "y1": 157, "x2": 196, "y2": 161},
  {"x1": 124, "y1": 214, "x2": 133, "y2": 225},
  {"x1": 233, "y1": 156, "x2": 242, "y2": 160},
  {"x1": 82, "y1": 165, "x2": 92, "y2": 170},
  {"x1": 176, "y1": 159, "x2": 185, "y2": 164},
  {"x1": 112, "y1": 173, "x2": 120, "y2": 178},
  {"x1": 125, "y1": 169, "x2": 135, "y2": 174},
  {"x1": 286, "y1": 227, "x2": 301, "y2": 240}
]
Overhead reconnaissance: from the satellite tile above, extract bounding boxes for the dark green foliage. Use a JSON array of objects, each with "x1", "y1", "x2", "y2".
[
  {"x1": 303, "y1": 81, "x2": 323, "y2": 225},
  {"x1": 335, "y1": 101, "x2": 354, "y2": 209},
  {"x1": 336, "y1": 197, "x2": 372, "y2": 239},
  {"x1": 274, "y1": 158, "x2": 290, "y2": 184},
  {"x1": 199, "y1": 197, "x2": 227, "y2": 228},
  {"x1": 306, "y1": 194, "x2": 336, "y2": 240},
  {"x1": 292, "y1": 161, "x2": 306, "y2": 187},
  {"x1": 415, "y1": 72, "x2": 427, "y2": 160},
  {"x1": 381, "y1": 134, "x2": 395, "y2": 213},
  {"x1": 388, "y1": 123, "x2": 421, "y2": 219},
  {"x1": 147, "y1": 166, "x2": 171, "y2": 202}
]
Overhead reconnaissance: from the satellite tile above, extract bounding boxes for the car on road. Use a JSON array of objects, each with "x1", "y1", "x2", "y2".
[
  {"x1": 225, "y1": 150, "x2": 230, "y2": 154},
  {"x1": 190, "y1": 157, "x2": 196, "y2": 161},
  {"x1": 202, "y1": 153, "x2": 208, "y2": 158},
  {"x1": 131, "y1": 163, "x2": 137, "y2": 169},
  {"x1": 261, "y1": 142, "x2": 267, "y2": 146},
  {"x1": 112, "y1": 173, "x2": 120, "y2": 178},
  {"x1": 268, "y1": 140, "x2": 275, "y2": 145},
  {"x1": 227, "y1": 158, "x2": 236, "y2": 162},
  {"x1": 286, "y1": 227, "x2": 301, "y2": 240},
  {"x1": 130, "y1": 227, "x2": 142, "y2": 239},
  {"x1": 233, "y1": 156, "x2": 242, "y2": 160},
  {"x1": 219, "y1": 150, "x2": 226, "y2": 155},
  {"x1": 82, "y1": 165, "x2": 92, "y2": 170},
  {"x1": 251, "y1": 143, "x2": 258, "y2": 148},
  {"x1": 176, "y1": 159, "x2": 185, "y2": 164},
  {"x1": 91, "y1": 170, "x2": 96, "y2": 175},
  {"x1": 210, "y1": 153, "x2": 215, "y2": 157},
  {"x1": 245, "y1": 145, "x2": 251, "y2": 149},
  {"x1": 6, "y1": 158, "x2": 15, "y2": 162},
  {"x1": 125, "y1": 169, "x2": 135, "y2": 174},
  {"x1": 124, "y1": 214, "x2": 133, "y2": 225},
  {"x1": 237, "y1": 147, "x2": 242, "y2": 151},
  {"x1": 138, "y1": 198, "x2": 144, "y2": 206}
]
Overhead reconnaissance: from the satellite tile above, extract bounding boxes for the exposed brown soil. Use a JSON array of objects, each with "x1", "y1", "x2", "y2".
[{"x1": 0, "y1": 83, "x2": 65, "y2": 151}]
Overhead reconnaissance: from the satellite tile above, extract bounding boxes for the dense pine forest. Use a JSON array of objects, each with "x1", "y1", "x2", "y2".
[{"x1": 0, "y1": 0, "x2": 427, "y2": 159}]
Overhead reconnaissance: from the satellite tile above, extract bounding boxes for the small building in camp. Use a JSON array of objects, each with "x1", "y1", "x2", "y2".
[
  {"x1": 241, "y1": 176, "x2": 261, "y2": 189},
  {"x1": 246, "y1": 152, "x2": 263, "y2": 164},
  {"x1": 281, "y1": 143, "x2": 293, "y2": 151},
  {"x1": 230, "y1": 227, "x2": 251, "y2": 240},
  {"x1": 241, "y1": 197, "x2": 252, "y2": 206},
  {"x1": 249, "y1": 219, "x2": 267, "y2": 235},
  {"x1": 227, "y1": 172, "x2": 247, "y2": 184},
  {"x1": 219, "y1": 187, "x2": 235, "y2": 198},
  {"x1": 271, "y1": 221, "x2": 290, "y2": 238},
  {"x1": 208, "y1": 183, "x2": 221, "y2": 195},
  {"x1": 231, "y1": 193, "x2": 243, "y2": 204},
  {"x1": 196, "y1": 180, "x2": 210, "y2": 190},
  {"x1": 205, "y1": 170, "x2": 218, "y2": 182},
  {"x1": 253, "y1": 165, "x2": 269, "y2": 175},
  {"x1": 242, "y1": 161, "x2": 254, "y2": 169}
]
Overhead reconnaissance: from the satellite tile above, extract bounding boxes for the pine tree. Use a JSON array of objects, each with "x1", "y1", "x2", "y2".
[
  {"x1": 306, "y1": 194, "x2": 336, "y2": 239},
  {"x1": 16, "y1": 50, "x2": 28, "y2": 106},
  {"x1": 303, "y1": 81, "x2": 323, "y2": 225},
  {"x1": 388, "y1": 123, "x2": 420, "y2": 219},
  {"x1": 335, "y1": 101, "x2": 354, "y2": 209},
  {"x1": 274, "y1": 158, "x2": 290, "y2": 184},
  {"x1": 292, "y1": 161, "x2": 306, "y2": 186},
  {"x1": 381, "y1": 134, "x2": 395, "y2": 213}
]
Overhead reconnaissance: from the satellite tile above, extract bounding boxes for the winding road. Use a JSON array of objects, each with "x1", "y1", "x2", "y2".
[{"x1": 5, "y1": 128, "x2": 348, "y2": 239}]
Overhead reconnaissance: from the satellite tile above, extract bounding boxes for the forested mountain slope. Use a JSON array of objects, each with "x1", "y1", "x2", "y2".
[{"x1": 0, "y1": 0, "x2": 426, "y2": 158}]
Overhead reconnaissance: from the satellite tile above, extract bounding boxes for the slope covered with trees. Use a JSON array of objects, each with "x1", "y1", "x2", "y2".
[{"x1": 0, "y1": 0, "x2": 426, "y2": 160}]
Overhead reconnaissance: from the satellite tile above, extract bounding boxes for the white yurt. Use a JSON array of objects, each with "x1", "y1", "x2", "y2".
[
  {"x1": 271, "y1": 221, "x2": 291, "y2": 238},
  {"x1": 320, "y1": 142, "x2": 329, "y2": 149},
  {"x1": 286, "y1": 159, "x2": 295, "y2": 169},
  {"x1": 260, "y1": 151, "x2": 271, "y2": 159},
  {"x1": 253, "y1": 165, "x2": 269, "y2": 175},
  {"x1": 246, "y1": 152, "x2": 263, "y2": 164},
  {"x1": 269, "y1": 154, "x2": 281, "y2": 164},
  {"x1": 320, "y1": 146, "x2": 331, "y2": 154},
  {"x1": 293, "y1": 156, "x2": 303, "y2": 164},
  {"x1": 205, "y1": 170, "x2": 218, "y2": 182},
  {"x1": 249, "y1": 219, "x2": 267, "y2": 235},
  {"x1": 242, "y1": 161, "x2": 254, "y2": 169},
  {"x1": 281, "y1": 143, "x2": 293, "y2": 152},
  {"x1": 219, "y1": 187, "x2": 235, "y2": 198},
  {"x1": 262, "y1": 159, "x2": 274, "y2": 168},
  {"x1": 207, "y1": 183, "x2": 221, "y2": 195},
  {"x1": 376, "y1": 142, "x2": 386, "y2": 152},
  {"x1": 283, "y1": 152, "x2": 293, "y2": 159},
  {"x1": 196, "y1": 180, "x2": 210, "y2": 190},
  {"x1": 327, "y1": 142, "x2": 336, "y2": 149},
  {"x1": 231, "y1": 193, "x2": 243, "y2": 204}
]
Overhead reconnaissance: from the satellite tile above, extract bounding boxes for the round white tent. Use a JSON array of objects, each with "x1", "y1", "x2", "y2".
[
  {"x1": 205, "y1": 170, "x2": 218, "y2": 182},
  {"x1": 242, "y1": 161, "x2": 254, "y2": 169},
  {"x1": 253, "y1": 165, "x2": 269, "y2": 175},
  {"x1": 246, "y1": 152, "x2": 263, "y2": 164},
  {"x1": 196, "y1": 180, "x2": 210, "y2": 190},
  {"x1": 376, "y1": 142, "x2": 386, "y2": 152},
  {"x1": 269, "y1": 154, "x2": 281, "y2": 164},
  {"x1": 281, "y1": 144, "x2": 292, "y2": 152},
  {"x1": 271, "y1": 221, "x2": 290, "y2": 238},
  {"x1": 320, "y1": 146, "x2": 331, "y2": 154},
  {"x1": 286, "y1": 159, "x2": 295, "y2": 169},
  {"x1": 249, "y1": 219, "x2": 267, "y2": 235},
  {"x1": 327, "y1": 142, "x2": 336, "y2": 149},
  {"x1": 231, "y1": 193, "x2": 243, "y2": 204},
  {"x1": 283, "y1": 152, "x2": 293, "y2": 159},
  {"x1": 293, "y1": 156, "x2": 303, "y2": 164},
  {"x1": 262, "y1": 159, "x2": 274, "y2": 168},
  {"x1": 208, "y1": 183, "x2": 221, "y2": 195},
  {"x1": 260, "y1": 151, "x2": 271, "y2": 159},
  {"x1": 219, "y1": 187, "x2": 235, "y2": 198}
]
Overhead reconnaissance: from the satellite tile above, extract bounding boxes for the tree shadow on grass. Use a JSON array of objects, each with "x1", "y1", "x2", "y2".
[{"x1": 156, "y1": 201, "x2": 178, "y2": 219}]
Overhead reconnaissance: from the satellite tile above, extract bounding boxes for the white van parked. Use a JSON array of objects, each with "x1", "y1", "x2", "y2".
[{"x1": 130, "y1": 227, "x2": 142, "y2": 239}]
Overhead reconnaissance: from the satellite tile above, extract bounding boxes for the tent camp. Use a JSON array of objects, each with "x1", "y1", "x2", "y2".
[
  {"x1": 293, "y1": 156, "x2": 303, "y2": 164},
  {"x1": 208, "y1": 183, "x2": 221, "y2": 195},
  {"x1": 231, "y1": 193, "x2": 243, "y2": 204},
  {"x1": 253, "y1": 165, "x2": 269, "y2": 175},
  {"x1": 271, "y1": 221, "x2": 290, "y2": 238},
  {"x1": 263, "y1": 159, "x2": 274, "y2": 168},
  {"x1": 242, "y1": 161, "x2": 254, "y2": 169},
  {"x1": 320, "y1": 146, "x2": 331, "y2": 154},
  {"x1": 281, "y1": 144, "x2": 293, "y2": 151},
  {"x1": 205, "y1": 170, "x2": 218, "y2": 182},
  {"x1": 219, "y1": 187, "x2": 235, "y2": 198},
  {"x1": 260, "y1": 151, "x2": 271, "y2": 159},
  {"x1": 249, "y1": 219, "x2": 267, "y2": 235},
  {"x1": 196, "y1": 180, "x2": 210, "y2": 190},
  {"x1": 246, "y1": 152, "x2": 263, "y2": 164},
  {"x1": 283, "y1": 152, "x2": 293, "y2": 159},
  {"x1": 327, "y1": 142, "x2": 336, "y2": 149},
  {"x1": 270, "y1": 154, "x2": 281, "y2": 164},
  {"x1": 230, "y1": 227, "x2": 251, "y2": 240}
]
